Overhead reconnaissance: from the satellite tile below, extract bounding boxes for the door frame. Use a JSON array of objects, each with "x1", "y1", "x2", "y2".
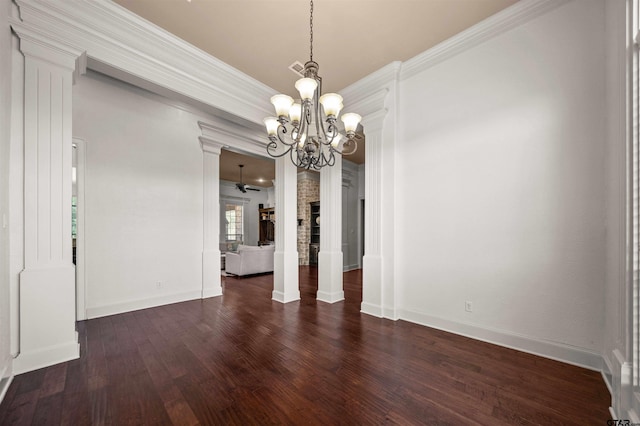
[{"x1": 73, "y1": 138, "x2": 87, "y2": 320}]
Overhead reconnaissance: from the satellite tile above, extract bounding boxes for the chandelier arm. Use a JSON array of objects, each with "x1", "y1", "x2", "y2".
[
  {"x1": 299, "y1": 101, "x2": 311, "y2": 141},
  {"x1": 322, "y1": 121, "x2": 339, "y2": 146},
  {"x1": 316, "y1": 108, "x2": 333, "y2": 145},
  {"x1": 275, "y1": 124, "x2": 298, "y2": 147},
  {"x1": 319, "y1": 146, "x2": 335, "y2": 168},
  {"x1": 291, "y1": 146, "x2": 302, "y2": 167},
  {"x1": 313, "y1": 93, "x2": 323, "y2": 143},
  {"x1": 266, "y1": 140, "x2": 292, "y2": 159},
  {"x1": 341, "y1": 139, "x2": 358, "y2": 155}
]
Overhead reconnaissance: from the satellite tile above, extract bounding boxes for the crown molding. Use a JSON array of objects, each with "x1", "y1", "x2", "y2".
[
  {"x1": 198, "y1": 120, "x2": 267, "y2": 158},
  {"x1": 400, "y1": 0, "x2": 574, "y2": 81},
  {"x1": 340, "y1": 61, "x2": 401, "y2": 110},
  {"x1": 12, "y1": 0, "x2": 276, "y2": 125}
]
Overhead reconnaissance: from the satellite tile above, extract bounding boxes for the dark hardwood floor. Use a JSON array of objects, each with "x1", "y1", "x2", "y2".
[{"x1": 0, "y1": 267, "x2": 611, "y2": 425}]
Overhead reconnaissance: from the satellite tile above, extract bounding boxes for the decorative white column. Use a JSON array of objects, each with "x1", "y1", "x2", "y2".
[
  {"x1": 360, "y1": 115, "x2": 385, "y2": 317},
  {"x1": 199, "y1": 136, "x2": 225, "y2": 299},
  {"x1": 273, "y1": 156, "x2": 300, "y2": 303},
  {"x1": 12, "y1": 26, "x2": 85, "y2": 373},
  {"x1": 340, "y1": 63, "x2": 401, "y2": 320},
  {"x1": 317, "y1": 154, "x2": 344, "y2": 303}
]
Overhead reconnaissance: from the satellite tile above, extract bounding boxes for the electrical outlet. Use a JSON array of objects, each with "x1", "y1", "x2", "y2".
[
  {"x1": 156, "y1": 281, "x2": 162, "y2": 289},
  {"x1": 465, "y1": 301, "x2": 473, "y2": 312}
]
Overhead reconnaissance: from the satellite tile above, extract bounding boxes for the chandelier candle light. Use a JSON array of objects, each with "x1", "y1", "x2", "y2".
[{"x1": 263, "y1": 0, "x2": 361, "y2": 170}]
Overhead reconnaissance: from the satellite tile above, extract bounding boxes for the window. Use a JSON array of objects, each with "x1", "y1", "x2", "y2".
[
  {"x1": 225, "y1": 203, "x2": 243, "y2": 242},
  {"x1": 71, "y1": 195, "x2": 77, "y2": 239}
]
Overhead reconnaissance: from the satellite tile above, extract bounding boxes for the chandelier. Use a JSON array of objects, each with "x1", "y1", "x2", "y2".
[{"x1": 263, "y1": 0, "x2": 361, "y2": 170}]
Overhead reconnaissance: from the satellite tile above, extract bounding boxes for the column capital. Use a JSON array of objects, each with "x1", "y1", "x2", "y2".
[
  {"x1": 11, "y1": 21, "x2": 86, "y2": 75},
  {"x1": 198, "y1": 120, "x2": 267, "y2": 157},
  {"x1": 360, "y1": 109, "x2": 389, "y2": 135},
  {"x1": 199, "y1": 136, "x2": 225, "y2": 155}
]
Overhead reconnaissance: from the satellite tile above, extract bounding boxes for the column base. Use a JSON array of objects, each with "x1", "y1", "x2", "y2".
[
  {"x1": 16, "y1": 266, "x2": 79, "y2": 374},
  {"x1": 13, "y1": 336, "x2": 79, "y2": 375},
  {"x1": 271, "y1": 290, "x2": 301, "y2": 304},
  {"x1": 361, "y1": 254, "x2": 383, "y2": 317},
  {"x1": 273, "y1": 250, "x2": 300, "y2": 304},
  {"x1": 317, "y1": 250, "x2": 344, "y2": 304},
  {"x1": 202, "y1": 250, "x2": 222, "y2": 298}
]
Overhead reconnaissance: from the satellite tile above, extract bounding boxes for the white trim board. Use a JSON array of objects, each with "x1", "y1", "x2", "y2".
[
  {"x1": 400, "y1": 308, "x2": 602, "y2": 372},
  {"x1": 86, "y1": 289, "x2": 204, "y2": 320},
  {"x1": 12, "y1": 336, "x2": 80, "y2": 376},
  {"x1": 0, "y1": 363, "x2": 13, "y2": 406}
]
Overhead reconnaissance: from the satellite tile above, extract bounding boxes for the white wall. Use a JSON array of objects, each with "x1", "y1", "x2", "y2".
[
  {"x1": 397, "y1": 0, "x2": 606, "y2": 363},
  {"x1": 219, "y1": 180, "x2": 268, "y2": 247},
  {"x1": 0, "y1": 0, "x2": 13, "y2": 394},
  {"x1": 73, "y1": 72, "x2": 205, "y2": 318}
]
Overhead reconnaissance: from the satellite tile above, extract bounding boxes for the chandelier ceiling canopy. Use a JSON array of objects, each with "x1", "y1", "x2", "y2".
[{"x1": 263, "y1": 0, "x2": 361, "y2": 170}]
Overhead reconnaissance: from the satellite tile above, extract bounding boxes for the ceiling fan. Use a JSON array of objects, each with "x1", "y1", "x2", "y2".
[{"x1": 235, "y1": 164, "x2": 260, "y2": 193}]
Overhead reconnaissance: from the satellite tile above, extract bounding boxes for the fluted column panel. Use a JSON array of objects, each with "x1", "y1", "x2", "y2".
[
  {"x1": 317, "y1": 154, "x2": 344, "y2": 303},
  {"x1": 360, "y1": 115, "x2": 385, "y2": 317},
  {"x1": 199, "y1": 137, "x2": 225, "y2": 298},
  {"x1": 273, "y1": 156, "x2": 300, "y2": 303}
]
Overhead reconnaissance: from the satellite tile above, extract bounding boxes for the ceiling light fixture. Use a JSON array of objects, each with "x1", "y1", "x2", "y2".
[{"x1": 263, "y1": 0, "x2": 361, "y2": 170}]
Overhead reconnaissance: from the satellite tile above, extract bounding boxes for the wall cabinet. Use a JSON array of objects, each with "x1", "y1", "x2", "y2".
[
  {"x1": 259, "y1": 207, "x2": 275, "y2": 245},
  {"x1": 309, "y1": 201, "x2": 320, "y2": 265}
]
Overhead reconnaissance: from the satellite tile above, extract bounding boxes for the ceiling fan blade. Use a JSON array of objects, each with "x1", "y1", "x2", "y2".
[{"x1": 247, "y1": 187, "x2": 261, "y2": 191}]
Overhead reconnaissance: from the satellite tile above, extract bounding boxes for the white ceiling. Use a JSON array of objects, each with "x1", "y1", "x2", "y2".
[
  {"x1": 112, "y1": 0, "x2": 518, "y2": 96},
  {"x1": 111, "y1": 0, "x2": 518, "y2": 182}
]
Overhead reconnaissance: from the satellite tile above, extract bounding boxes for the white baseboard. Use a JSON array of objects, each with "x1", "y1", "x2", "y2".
[
  {"x1": 361, "y1": 302, "x2": 383, "y2": 318},
  {"x1": 202, "y1": 287, "x2": 222, "y2": 299},
  {"x1": 400, "y1": 308, "x2": 602, "y2": 371},
  {"x1": 0, "y1": 362, "x2": 14, "y2": 405},
  {"x1": 12, "y1": 340, "x2": 80, "y2": 375},
  {"x1": 86, "y1": 289, "x2": 203, "y2": 319},
  {"x1": 343, "y1": 264, "x2": 360, "y2": 272}
]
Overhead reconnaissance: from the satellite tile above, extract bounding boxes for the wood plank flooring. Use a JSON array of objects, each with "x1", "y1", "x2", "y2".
[{"x1": 0, "y1": 267, "x2": 611, "y2": 425}]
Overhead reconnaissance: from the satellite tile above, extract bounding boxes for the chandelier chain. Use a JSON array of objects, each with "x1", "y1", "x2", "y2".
[
  {"x1": 263, "y1": 0, "x2": 361, "y2": 170},
  {"x1": 309, "y1": 0, "x2": 313, "y2": 62}
]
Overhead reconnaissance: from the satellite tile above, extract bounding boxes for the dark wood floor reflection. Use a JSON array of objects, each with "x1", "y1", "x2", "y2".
[{"x1": 0, "y1": 267, "x2": 610, "y2": 425}]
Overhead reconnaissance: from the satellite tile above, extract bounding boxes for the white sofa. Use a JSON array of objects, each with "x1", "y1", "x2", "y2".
[{"x1": 225, "y1": 244, "x2": 275, "y2": 276}]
